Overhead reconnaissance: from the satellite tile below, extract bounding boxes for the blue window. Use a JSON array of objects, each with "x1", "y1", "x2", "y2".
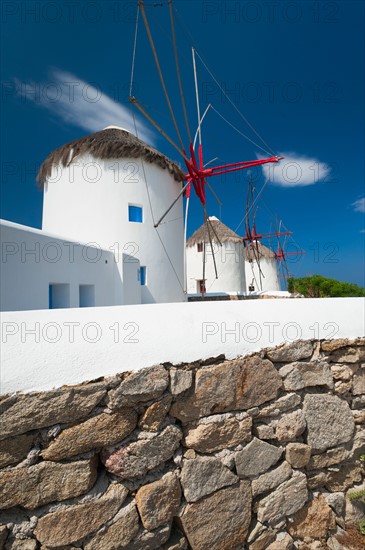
[
  {"x1": 138, "y1": 266, "x2": 147, "y2": 286},
  {"x1": 129, "y1": 205, "x2": 143, "y2": 223}
]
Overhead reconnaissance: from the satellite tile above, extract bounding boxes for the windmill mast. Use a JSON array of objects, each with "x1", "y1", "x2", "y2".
[
  {"x1": 192, "y1": 48, "x2": 202, "y2": 147},
  {"x1": 243, "y1": 182, "x2": 305, "y2": 290}
]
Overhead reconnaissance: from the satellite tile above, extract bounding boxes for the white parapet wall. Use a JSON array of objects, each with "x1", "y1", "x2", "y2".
[{"x1": 1, "y1": 297, "x2": 364, "y2": 395}]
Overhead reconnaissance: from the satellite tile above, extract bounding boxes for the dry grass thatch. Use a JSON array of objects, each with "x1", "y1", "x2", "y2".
[
  {"x1": 188, "y1": 219, "x2": 278, "y2": 260},
  {"x1": 37, "y1": 128, "x2": 185, "y2": 185},
  {"x1": 243, "y1": 241, "x2": 276, "y2": 260},
  {"x1": 187, "y1": 218, "x2": 243, "y2": 247}
]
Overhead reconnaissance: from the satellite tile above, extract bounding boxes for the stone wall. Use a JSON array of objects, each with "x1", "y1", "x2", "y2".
[{"x1": 0, "y1": 338, "x2": 364, "y2": 550}]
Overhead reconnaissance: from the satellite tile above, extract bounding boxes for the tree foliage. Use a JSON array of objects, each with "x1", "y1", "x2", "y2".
[{"x1": 287, "y1": 275, "x2": 365, "y2": 298}]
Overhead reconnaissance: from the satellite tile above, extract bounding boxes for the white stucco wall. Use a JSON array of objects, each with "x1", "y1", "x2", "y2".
[
  {"x1": 122, "y1": 254, "x2": 141, "y2": 305},
  {"x1": 0, "y1": 220, "x2": 120, "y2": 311},
  {"x1": 186, "y1": 240, "x2": 246, "y2": 294},
  {"x1": 245, "y1": 256, "x2": 281, "y2": 292},
  {"x1": 42, "y1": 153, "x2": 185, "y2": 304},
  {"x1": 1, "y1": 297, "x2": 364, "y2": 394}
]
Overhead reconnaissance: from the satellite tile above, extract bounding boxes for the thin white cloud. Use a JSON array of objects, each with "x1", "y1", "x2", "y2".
[
  {"x1": 258, "y1": 152, "x2": 331, "y2": 187},
  {"x1": 14, "y1": 69, "x2": 155, "y2": 145},
  {"x1": 352, "y1": 197, "x2": 365, "y2": 213}
]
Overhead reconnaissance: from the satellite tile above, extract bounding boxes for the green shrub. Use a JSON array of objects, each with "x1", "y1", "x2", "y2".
[
  {"x1": 348, "y1": 489, "x2": 365, "y2": 503},
  {"x1": 287, "y1": 275, "x2": 365, "y2": 297}
]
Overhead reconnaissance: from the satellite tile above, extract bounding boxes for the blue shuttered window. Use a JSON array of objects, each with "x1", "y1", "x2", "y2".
[
  {"x1": 128, "y1": 205, "x2": 143, "y2": 223},
  {"x1": 138, "y1": 266, "x2": 147, "y2": 286}
]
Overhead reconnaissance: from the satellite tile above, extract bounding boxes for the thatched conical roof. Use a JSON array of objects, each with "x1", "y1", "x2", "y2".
[
  {"x1": 187, "y1": 217, "x2": 243, "y2": 247},
  {"x1": 243, "y1": 241, "x2": 276, "y2": 260},
  {"x1": 37, "y1": 127, "x2": 185, "y2": 185},
  {"x1": 187, "y1": 218, "x2": 277, "y2": 260}
]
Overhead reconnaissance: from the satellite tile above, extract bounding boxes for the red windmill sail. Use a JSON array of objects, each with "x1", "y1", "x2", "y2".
[
  {"x1": 130, "y1": 0, "x2": 283, "y2": 211},
  {"x1": 129, "y1": 0, "x2": 285, "y2": 294}
]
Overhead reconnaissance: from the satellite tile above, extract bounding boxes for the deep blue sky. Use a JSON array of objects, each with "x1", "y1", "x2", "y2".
[{"x1": 1, "y1": 0, "x2": 364, "y2": 286}]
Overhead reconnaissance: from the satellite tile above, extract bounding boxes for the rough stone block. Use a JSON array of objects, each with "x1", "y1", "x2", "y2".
[
  {"x1": 170, "y1": 356, "x2": 281, "y2": 422},
  {"x1": 249, "y1": 529, "x2": 277, "y2": 550},
  {"x1": 285, "y1": 443, "x2": 311, "y2": 468},
  {"x1": 325, "y1": 463, "x2": 363, "y2": 492},
  {"x1": 279, "y1": 361, "x2": 333, "y2": 390},
  {"x1": 251, "y1": 461, "x2": 292, "y2": 497},
  {"x1": 303, "y1": 394, "x2": 355, "y2": 452},
  {"x1": 273, "y1": 410, "x2": 306, "y2": 443},
  {"x1": 183, "y1": 449, "x2": 196, "y2": 459},
  {"x1": 329, "y1": 346, "x2": 365, "y2": 363},
  {"x1": 138, "y1": 396, "x2": 172, "y2": 432},
  {"x1": 256, "y1": 471, "x2": 308, "y2": 525},
  {"x1": 179, "y1": 482, "x2": 251, "y2": 550},
  {"x1": 335, "y1": 380, "x2": 353, "y2": 396},
  {"x1": 0, "y1": 383, "x2": 106, "y2": 440},
  {"x1": 257, "y1": 393, "x2": 301, "y2": 418},
  {"x1": 0, "y1": 457, "x2": 98, "y2": 509},
  {"x1": 84, "y1": 502, "x2": 139, "y2": 549},
  {"x1": 307, "y1": 446, "x2": 350, "y2": 469},
  {"x1": 254, "y1": 423, "x2": 275, "y2": 440},
  {"x1": 169, "y1": 369, "x2": 193, "y2": 396},
  {"x1": 180, "y1": 456, "x2": 238, "y2": 502},
  {"x1": 288, "y1": 494, "x2": 336, "y2": 539},
  {"x1": 183, "y1": 413, "x2": 252, "y2": 453},
  {"x1": 42, "y1": 410, "x2": 137, "y2": 461},
  {"x1": 235, "y1": 438, "x2": 282, "y2": 478},
  {"x1": 353, "y1": 371, "x2": 365, "y2": 395},
  {"x1": 331, "y1": 364, "x2": 353, "y2": 381},
  {"x1": 321, "y1": 339, "x2": 350, "y2": 352},
  {"x1": 232, "y1": 356, "x2": 283, "y2": 411},
  {"x1": 135, "y1": 472, "x2": 181, "y2": 530},
  {"x1": 266, "y1": 341, "x2": 313, "y2": 362},
  {"x1": 266, "y1": 533, "x2": 294, "y2": 550},
  {"x1": 107, "y1": 365, "x2": 169, "y2": 408},
  {"x1": 33, "y1": 483, "x2": 128, "y2": 546},
  {"x1": 352, "y1": 409, "x2": 365, "y2": 424},
  {"x1": 307, "y1": 470, "x2": 329, "y2": 489},
  {"x1": 324, "y1": 492, "x2": 346, "y2": 517},
  {"x1": 102, "y1": 425, "x2": 182, "y2": 478}
]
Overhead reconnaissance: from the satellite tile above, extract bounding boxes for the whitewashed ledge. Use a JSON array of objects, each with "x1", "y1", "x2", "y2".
[{"x1": 1, "y1": 297, "x2": 364, "y2": 394}]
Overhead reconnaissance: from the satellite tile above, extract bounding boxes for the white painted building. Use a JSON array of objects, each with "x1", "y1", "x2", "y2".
[
  {"x1": 0, "y1": 220, "x2": 121, "y2": 311},
  {"x1": 244, "y1": 241, "x2": 281, "y2": 293},
  {"x1": 186, "y1": 217, "x2": 246, "y2": 295},
  {"x1": 186, "y1": 217, "x2": 281, "y2": 297},
  {"x1": 0, "y1": 127, "x2": 186, "y2": 311}
]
